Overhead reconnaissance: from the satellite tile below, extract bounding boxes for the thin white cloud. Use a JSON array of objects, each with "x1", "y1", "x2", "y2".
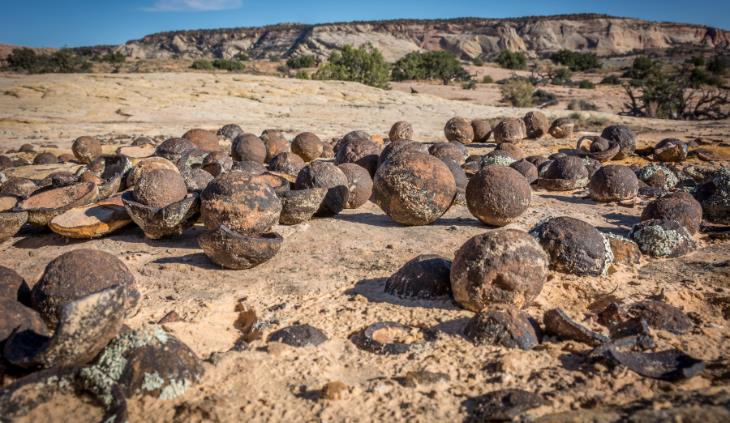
[{"x1": 143, "y1": 0, "x2": 242, "y2": 12}]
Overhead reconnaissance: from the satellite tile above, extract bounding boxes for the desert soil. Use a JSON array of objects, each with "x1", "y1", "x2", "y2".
[{"x1": 0, "y1": 72, "x2": 729, "y2": 422}]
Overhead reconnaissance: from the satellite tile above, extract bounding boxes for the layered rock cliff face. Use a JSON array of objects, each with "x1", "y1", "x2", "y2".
[{"x1": 118, "y1": 14, "x2": 729, "y2": 62}]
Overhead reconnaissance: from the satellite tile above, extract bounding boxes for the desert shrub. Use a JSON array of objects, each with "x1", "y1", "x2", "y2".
[
  {"x1": 500, "y1": 79, "x2": 534, "y2": 107},
  {"x1": 472, "y1": 57, "x2": 484, "y2": 66},
  {"x1": 268, "y1": 55, "x2": 281, "y2": 62},
  {"x1": 578, "y1": 80, "x2": 596, "y2": 89},
  {"x1": 550, "y1": 50, "x2": 601, "y2": 71},
  {"x1": 687, "y1": 55, "x2": 706, "y2": 67},
  {"x1": 462, "y1": 80, "x2": 477, "y2": 90},
  {"x1": 551, "y1": 67, "x2": 573, "y2": 85},
  {"x1": 391, "y1": 51, "x2": 470, "y2": 84},
  {"x1": 532, "y1": 89, "x2": 557, "y2": 104},
  {"x1": 234, "y1": 52, "x2": 249, "y2": 61},
  {"x1": 287, "y1": 55, "x2": 316, "y2": 69},
  {"x1": 294, "y1": 70, "x2": 310, "y2": 80},
  {"x1": 482, "y1": 75, "x2": 494, "y2": 84},
  {"x1": 312, "y1": 44, "x2": 390, "y2": 89},
  {"x1": 624, "y1": 56, "x2": 661, "y2": 80},
  {"x1": 600, "y1": 75, "x2": 622, "y2": 85},
  {"x1": 276, "y1": 64, "x2": 289, "y2": 74},
  {"x1": 5, "y1": 48, "x2": 92, "y2": 73},
  {"x1": 212, "y1": 59, "x2": 245, "y2": 71},
  {"x1": 191, "y1": 59, "x2": 214, "y2": 70},
  {"x1": 98, "y1": 51, "x2": 126, "y2": 64},
  {"x1": 707, "y1": 54, "x2": 730, "y2": 75},
  {"x1": 567, "y1": 99, "x2": 598, "y2": 111},
  {"x1": 495, "y1": 50, "x2": 527, "y2": 70},
  {"x1": 689, "y1": 67, "x2": 722, "y2": 88}
]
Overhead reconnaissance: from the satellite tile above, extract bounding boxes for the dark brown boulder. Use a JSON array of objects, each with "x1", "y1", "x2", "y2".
[
  {"x1": 589, "y1": 165, "x2": 639, "y2": 202},
  {"x1": 232, "y1": 133, "x2": 267, "y2": 163},
  {"x1": 389, "y1": 121, "x2": 413, "y2": 142},
  {"x1": 523, "y1": 111, "x2": 549, "y2": 138},
  {"x1": 531, "y1": 216, "x2": 610, "y2": 276},
  {"x1": 182, "y1": 128, "x2": 219, "y2": 152},
  {"x1": 601, "y1": 125, "x2": 636, "y2": 159},
  {"x1": 72, "y1": 136, "x2": 102, "y2": 164},
  {"x1": 295, "y1": 161, "x2": 349, "y2": 216},
  {"x1": 384, "y1": 254, "x2": 451, "y2": 299},
  {"x1": 338, "y1": 163, "x2": 373, "y2": 209},
  {"x1": 464, "y1": 305, "x2": 540, "y2": 349},
  {"x1": 444, "y1": 117, "x2": 474, "y2": 144},
  {"x1": 133, "y1": 169, "x2": 187, "y2": 209},
  {"x1": 199, "y1": 226, "x2": 282, "y2": 270},
  {"x1": 641, "y1": 192, "x2": 703, "y2": 234},
  {"x1": 291, "y1": 132, "x2": 323, "y2": 162},
  {"x1": 466, "y1": 166, "x2": 531, "y2": 226}
]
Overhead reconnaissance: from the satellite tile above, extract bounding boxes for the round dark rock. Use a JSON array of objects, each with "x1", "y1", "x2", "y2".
[
  {"x1": 471, "y1": 119, "x2": 492, "y2": 143},
  {"x1": 524, "y1": 155, "x2": 549, "y2": 168},
  {"x1": 549, "y1": 118, "x2": 574, "y2": 139},
  {"x1": 629, "y1": 219, "x2": 697, "y2": 257},
  {"x1": 538, "y1": 156, "x2": 589, "y2": 191},
  {"x1": 268, "y1": 324, "x2": 328, "y2": 347},
  {"x1": 155, "y1": 138, "x2": 196, "y2": 163},
  {"x1": 0, "y1": 265, "x2": 31, "y2": 303},
  {"x1": 199, "y1": 226, "x2": 282, "y2": 270},
  {"x1": 636, "y1": 164, "x2": 679, "y2": 190},
  {"x1": 126, "y1": 157, "x2": 179, "y2": 187},
  {"x1": 232, "y1": 133, "x2": 267, "y2": 163},
  {"x1": 373, "y1": 152, "x2": 456, "y2": 226},
  {"x1": 451, "y1": 229, "x2": 548, "y2": 311},
  {"x1": 334, "y1": 138, "x2": 380, "y2": 176},
  {"x1": 291, "y1": 132, "x2": 323, "y2": 162},
  {"x1": 260, "y1": 130, "x2": 290, "y2": 162},
  {"x1": 231, "y1": 160, "x2": 267, "y2": 175},
  {"x1": 510, "y1": 159, "x2": 538, "y2": 183},
  {"x1": 493, "y1": 118, "x2": 526, "y2": 144},
  {"x1": 134, "y1": 169, "x2": 187, "y2": 209},
  {"x1": 33, "y1": 152, "x2": 58, "y2": 165},
  {"x1": 72, "y1": 136, "x2": 102, "y2": 164},
  {"x1": 217, "y1": 123, "x2": 243, "y2": 140},
  {"x1": 384, "y1": 254, "x2": 452, "y2": 299},
  {"x1": 463, "y1": 305, "x2": 539, "y2": 350},
  {"x1": 30, "y1": 249, "x2": 140, "y2": 329},
  {"x1": 466, "y1": 166, "x2": 531, "y2": 226},
  {"x1": 495, "y1": 142, "x2": 525, "y2": 160},
  {"x1": 589, "y1": 165, "x2": 639, "y2": 202},
  {"x1": 295, "y1": 161, "x2": 349, "y2": 216},
  {"x1": 182, "y1": 128, "x2": 219, "y2": 152},
  {"x1": 429, "y1": 142, "x2": 467, "y2": 165},
  {"x1": 444, "y1": 117, "x2": 474, "y2": 144},
  {"x1": 338, "y1": 163, "x2": 373, "y2": 209},
  {"x1": 601, "y1": 125, "x2": 636, "y2": 159},
  {"x1": 19, "y1": 143, "x2": 35, "y2": 153},
  {"x1": 641, "y1": 192, "x2": 703, "y2": 234},
  {"x1": 531, "y1": 216, "x2": 611, "y2": 276},
  {"x1": 389, "y1": 121, "x2": 413, "y2": 142},
  {"x1": 654, "y1": 138, "x2": 688, "y2": 162},
  {"x1": 277, "y1": 187, "x2": 327, "y2": 225},
  {"x1": 377, "y1": 140, "x2": 429, "y2": 167},
  {"x1": 202, "y1": 150, "x2": 233, "y2": 177},
  {"x1": 694, "y1": 168, "x2": 730, "y2": 225},
  {"x1": 0, "y1": 298, "x2": 49, "y2": 343},
  {"x1": 523, "y1": 111, "x2": 549, "y2": 138},
  {"x1": 268, "y1": 152, "x2": 305, "y2": 178}
]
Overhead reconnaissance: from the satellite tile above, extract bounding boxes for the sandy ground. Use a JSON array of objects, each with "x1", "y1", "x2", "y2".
[{"x1": 0, "y1": 72, "x2": 729, "y2": 422}]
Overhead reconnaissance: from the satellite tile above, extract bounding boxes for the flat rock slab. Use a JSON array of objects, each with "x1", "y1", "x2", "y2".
[
  {"x1": 3, "y1": 163, "x2": 83, "y2": 180},
  {"x1": 49, "y1": 196, "x2": 130, "y2": 239}
]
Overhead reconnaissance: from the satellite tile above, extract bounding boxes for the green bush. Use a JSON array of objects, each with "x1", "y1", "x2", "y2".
[
  {"x1": 481, "y1": 75, "x2": 494, "y2": 84},
  {"x1": 312, "y1": 44, "x2": 390, "y2": 89},
  {"x1": 550, "y1": 50, "x2": 601, "y2": 71},
  {"x1": 495, "y1": 50, "x2": 527, "y2": 70},
  {"x1": 600, "y1": 75, "x2": 622, "y2": 85},
  {"x1": 294, "y1": 70, "x2": 310, "y2": 80},
  {"x1": 234, "y1": 52, "x2": 249, "y2": 61},
  {"x1": 391, "y1": 51, "x2": 470, "y2": 84},
  {"x1": 500, "y1": 79, "x2": 534, "y2": 107},
  {"x1": 191, "y1": 59, "x2": 214, "y2": 70},
  {"x1": 5, "y1": 48, "x2": 92, "y2": 73},
  {"x1": 212, "y1": 59, "x2": 245, "y2": 71},
  {"x1": 100, "y1": 51, "x2": 126, "y2": 64},
  {"x1": 707, "y1": 54, "x2": 730, "y2": 75},
  {"x1": 567, "y1": 99, "x2": 598, "y2": 111},
  {"x1": 287, "y1": 55, "x2": 317, "y2": 69},
  {"x1": 689, "y1": 67, "x2": 722, "y2": 88},
  {"x1": 473, "y1": 57, "x2": 484, "y2": 66},
  {"x1": 462, "y1": 80, "x2": 477, "y2": 90},
  {"x1": 624, "y1": 56, "x2": 661, "y2": 80},
  {"x1": 532, "y1": 89, "x2": 557, "y2": 104},
  {"x1": 578, "y1": 80, "x2": 595, "y2": 89},
  {"x1": 551, "y1": 67, "x2": 573, "y2": 85}
]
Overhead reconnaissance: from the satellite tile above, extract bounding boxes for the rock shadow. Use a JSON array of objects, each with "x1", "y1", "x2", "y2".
[
  {"x1": 152, "y1": 253, "x2": 219, "y2": 270},
  {"x1": 539, "y1": 193, "x2": 595, "y2": 205}
]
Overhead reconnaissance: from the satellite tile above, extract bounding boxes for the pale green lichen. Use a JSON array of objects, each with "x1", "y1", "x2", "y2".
[
  {"x1": 637, "y1": 164, "x2": 679, "y2": 189},
  {"x1": 141, "y1": 371, "x2": 165, "y2": 392},
  {"x1": 630, "y1": 223, "x2": 691, "y2": 257},
  {"x1": 600, "y1": 233, "x2": 615, "y2": 275},
  {"x1": 481, "y1": 155, "x2": 516, "y2": 167},
  {"x1": 159, "y1": 379, "x2": 190, "y2": 400}
]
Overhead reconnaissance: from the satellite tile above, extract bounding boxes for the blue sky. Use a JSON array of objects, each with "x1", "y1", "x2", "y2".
[{"x1": 3, "y1": 0, "x2": 729, "y2": 48}]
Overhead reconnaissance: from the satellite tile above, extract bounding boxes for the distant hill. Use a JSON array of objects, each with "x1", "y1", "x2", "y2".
[
  {"x1": 0, "y1": 44, "x2": 56, "y2": 60},
  {"x1": 116, "y1": 14, "x2": 730, "y2": 62}
]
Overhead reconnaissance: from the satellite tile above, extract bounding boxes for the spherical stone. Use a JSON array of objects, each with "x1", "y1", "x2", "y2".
[
  {"x1": 182, "y1": 128, "x2": 219, "y2": 152},
  {"x1": 589, "y1": 165, "x2": 639, "y2": 202},
  {"x1": 450, "y1": 229, "x2": 548, "y2": 311},
  {"x1": 549, "y1": 118, "x2": 575, "y2": 139},
  {"x1": 630, "y1": 219, "x2": 696, "y2": 258},
  {"x1": 231, "y1": 160, "x2": 267, "y2": 175},
  {"x1": 429, "y1": 142, "x2": 467, "y2": 165},
  {"x1": 653, "y1": 138, "x2": 687, "y2": 162},
  {"x1": 33, "y1": 152, "x2": 58, "y2": 165},
  {"x1": 338, "y1": 163, "x2": 373, "y2": 209},
  {"x1": 232, "y1": 133, "x2": 267, "y2": 163},
  {"x1": 19, "y1": 144, "x2": 35, "y2": 153},
  {"x1": 641, "y1": 192, "x2": 702, "y2": 234},
  {"x1": 444, "y1": 117, "x2": 474, "y2": 144},
  {"x1": 530, "y1": 216, "x2": 611, "y2": 276},
  {"x1": 538, "y1": 156, "x2": 589, "y2": 190},
  {"x1": 384, "y1": 254, "x2": 451, "y2": 299},
  {"x1": 601, "y1": 125, "x2": 636, "y2": 159},
  {"x1": 463, "y1": 305, "x2": 540, "y2": 350},
  {"x1": 269, "y1": 152, "x2": 305, "y2": 178},
  {"x1": 523, "y1": 111, "x2": 549, "y2": 138},
  {"x1": 155, "y1": 137, "x2": 196, "y2": 162},
  {"x1": 471, "y1": 119, "x2": 492, "y2": 143},
  {"x1": 510, "y1": 159, "x2": 538, "y2": 183},
  {"x1": 0, "y1": 298, "x2": 49, "y2": 343},
  {"x1": 261, "y1": 130, "x2": 290, "y2": 162},
  {"x1": 295, "y1": 161, "x2": 349, "y2": 216},
  {"x1": 334, "y1": 138, "x2": 380, "y2": 177},
  {"x1": 389, "y1": 121, "x2": 413, "y2": 142},
  {"x1": 72, "y1": 136, "x2": 102, "y2": 164},
  {"x1": 636, "y1": 164, "x2": 679, "y2": 190},
  {"x1": 126, "y1": 157, "x2": 179, "y2": 187},
  {"x1": 30, "y1": 249, "x2": 140, "y2": 329},
  {"x1": 217, "y1": 123, "x2": 243, "y2": 140},
  {"x1": 495, "y1": 142, "x2": 525, "y2": 160},
  {"x1": 0, "y1": 155, "x2": 14, "y2": 170},
  {"x1": 291, "y1": 132, "x2": 324, "y2": 162},
  {"x1": 694, "y1": 168, "x2": 730, "y2": 225},
  {"x1": 133, "y1": 169, "x2": 187, "y2": 209},
  {"x1": 201, "y1": 171, "x2": 282, "y2": 234},
  {"x1": 202, "y1": 150, "x2": 233, "y2": 177},
  {"x1": 466, "y1": 165, "x2": 531, "y2": 226},
  {"x1": 377, "y1": 140, "x2": 429, "y2": 167},
  {"x1": 0, "y1": 265, "x2": 30, "y2": 303},
  {"x1": 493, "y1": 118, "x2": 527, "y2": 144},
  {"x1": 373, "y1": 152, "x2": 456, "y2": 226},
  {"x1": 480, "y1": 150, "x2": 517, "y2": 167},
  {"x1": 525, "y1": 155, "x2": 549, "y2": 168}
]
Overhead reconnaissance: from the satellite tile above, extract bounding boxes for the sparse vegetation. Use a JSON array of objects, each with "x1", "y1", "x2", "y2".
[
  {"x1": 472, "y1": 57, "x2": 484, "y2": 66},
  {"x1": 312, "y1": 44, "x2": 390, "y2": 89},
  {"x1": 294, "y1": 70, "x2": 310, "y2": 80},
  {"x1": 550, "y1": 50, "x2": 601, "y2": 71},
  {"x1": 578, "y1": 80, "x2": 596, "y2": 89},
  {"x1": 391, "y1": 51, "x2": 470, "y2": 85},
  {"x1": 567, "y1": 99, "x2": 599, "y2": 111},
  {"x1": 481, "y1": 75, "x2": 493, "y2": 84},
  {"x1": 4, "y1": 48, "x2": 92, "y2": 73},
  {"x1": 500, "y1": 79, "x2": 534, "y2": 107},
  {"x1": 707, "y1": 54, "x2": 729, "y2": 75},
  {"x1": 600, "y1": 75, "x2": 622, "y2": 85},
  {"x1": 212, "y1": 59, "x2": 245, "y2": 71},
  {"x1": 532, "y1": 89, "x2": 557, "y2": 106},
  {"x1": 495, "y1": 50, "x2": 527, "y2": 70},
  {"x1": 286, "y1": 55, "x2": 317, "y2": 69},
  {"x1": 100, "y1": 51, "x2": 126, "y2": 64},
  {"x1": 191, "y1": 59, "x2": 214, "y2": 70},
  {"x1": 462, "y1": 80, "x2": 477, "y2": 90}
]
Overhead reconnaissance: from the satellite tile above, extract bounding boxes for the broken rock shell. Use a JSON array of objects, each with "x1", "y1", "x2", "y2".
[
  {"x1": 122, "y1": 191, "x2": 200, "y2": 239},
  {"x1": 463, "y1": 305, "x2": 540, "y2": 350},
  {"x1": 267, "y1": 324, "x2": 328, "y2": 347},
  {"x1": 16, "y1": 182, "x2": 98, "y2": 226},
  {"x1": 384, "y1": 254, "x2": 452, "y2": 300},
  {"x1": 531, "y1": 216, "x2": 611, "y2": 276},
  {"x1": 198, "y1": 226, "x2": 282, "y2": 270},
  {"x1": 351, "y1": 321, "x2": 434, "y2": 355},
  {"x1": 276, "y1": 187, "x2": 327, "y2": 225}
]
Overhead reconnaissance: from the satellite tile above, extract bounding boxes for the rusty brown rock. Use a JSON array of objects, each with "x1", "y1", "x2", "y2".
[
  {"x1": 338, "y1": 163, "x2": 373, "y2": 209},
  {"x1": 373, "y1": 152, "x2": 456, "y2": 226},
  {"x1": 30, "y1": 249, "x2": 140, "y2": 329},
  {"x1": 268, "y1": 152, "x2": 305, "y2": 178},
  {"x1": 232, "y1": 133, "x2": 267, "y2": 163},
  {"x1": 384, "y1": 254, "x2": 452, "y2": 299},
  {"x1": 543, "y1": 308, "x2": 608, "y2": 346},
  {"x1": 537, "y1": 156, "x2": 589, "y2": 191},
  {"x1": 471, "y1": 119, "x2": 492, "y2": 143},
  {"x1": 277, "y1": 187, "x2": 326, "y2": 225},
  {"x1": 133, "y1": 169, "x2": 187, "y2": 209},
  {"x1": 601, "y1": 125, "x2": 636, "y2": 159},
  {"x1": 377, "y1": 140, "x2": 429, "y2": 167},
  {"x1": 523, "y1": 111, "x2": 549, "y2": 138},
  {"x1": 0, "y1": 211, "x2": 28, "y2": 241},
  {"x1": 202, "y1": 150, "x2": 233, "y2": 177},
  {"x1": 182, "y1": 128, "x2": 219, "y2": 152},
  {"x1": 126, "y1": 157, "x2": 179, "y2": 187},
  {"x1": 0, "y1": 298, "x2": 48, "y2": 343},
  {"x1": 444, "y1": 117, "x2": 474, "y2": 144},
  {"x1": 451, "y1": 229, "x2": 548, "y2": 311},
  {"x1": 464, "y1": 305, "x2": 540, "y2": 350},
  {"x1": 231, "y1": 160, "x2": 267, "y2": 175},
  {"x1": 641, "y1": 192, "x2": 703, "y2": 234},
  {"x1": 17, "y1": 182, "x2": 98, "y2": 226},
  {"x1": 606, "y1": 234, "x2": 641, "y2": 266},
  {"x1": 260, "y1": 130, "x2": 290, "y2": 162},
  {"x1": 334, "y1": 138, "x2": 380, "y2": 176},
  {"x1": 72, "y1": 136, "x2": 102, "y2": 164},
  {"x1": 122, "y1": 191, "x2": 199, "y2": 239},
  {"x1": 510, "y1": 159, "x2": 538, "y2": 184},
  {"x1": 654, "y1": 138, "x2": 688, "y2": 162},
  {"x1": 495, "y1": 142, "x2": 525, "y2": 160},
  {"x1": 531, "y1": 216, "x2": 611, "y2": 276},
  {"x1": 33, "y1": 152, "x2": 58, "y2": 165},
  {"x1": 466, "y1": 165, "x2": 531, "y2": 227},
  {"x1": 389, "y1": 121, "x2": 413, "y2": 142},
  {"x1": 589, "y1": 165, "x2": 639, "y2": 202},
  {"x1": 493, "y1": 118, "x2": 527, "y2": 144},
  {"x1": 199, "y1": 226, "x2": 282, "y2": 270},
  {"x1": 1, "y1": 177, "x2": 38, "y2": 198},
  {"x1": 155, "y1": 137, "x2": 196, "y2": 163},
  {"x1": 217, "y1": 123, "x2": 243, "y2": 140},
  {"x1": 291, "y1": 132, "x2": 324, "y2": 162},
  {"x1": 295, "y1": 161, "x2": 349, "y2": 216},
  {"x1": 429, "y1": 142, "x2": 467, "y2": 165},
  {"x1": 549, "y1": 118, "x2": 575, "y2": 139}
]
